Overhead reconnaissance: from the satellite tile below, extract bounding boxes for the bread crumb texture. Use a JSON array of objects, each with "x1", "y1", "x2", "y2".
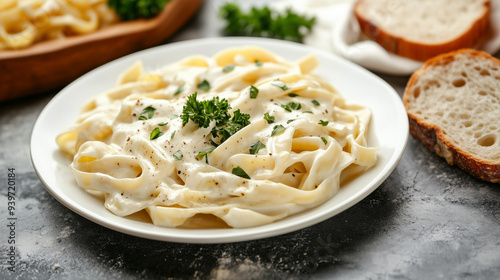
[{"x1": 405, "y1": 49, "x2": 500, "y2": 163}]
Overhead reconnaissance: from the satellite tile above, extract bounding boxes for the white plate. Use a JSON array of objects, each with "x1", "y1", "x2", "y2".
[{"x1": 31, "y1": 37, "x2": 408, "y2": 243}]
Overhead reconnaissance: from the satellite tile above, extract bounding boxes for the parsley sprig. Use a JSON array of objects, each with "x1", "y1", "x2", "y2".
[
  {"x1": 219, "y1": 3, "x2": 316, "y2": 42},
  {"x1": 181, "y1": 92, "x2": 230, "y2": 128},
  {"x1": 181, "y1": 92, "x2": 251, "y2": 144},
  {"x1": 108, "y1": 0, "x2": 171, "y2": 21}
]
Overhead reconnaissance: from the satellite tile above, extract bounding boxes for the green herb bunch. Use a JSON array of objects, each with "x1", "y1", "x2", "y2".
[
  {"x1": 181, "y1": 92, "x2": 251, "y2": 144},
  {"x1": 107, "y1": 0, "x2": 171, "y2": 21},
  {"x1": 219, "y1": 3, "x2": 316, "y2": 42}
]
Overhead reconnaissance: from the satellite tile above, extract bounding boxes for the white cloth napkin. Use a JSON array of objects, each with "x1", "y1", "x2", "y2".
[{"x1": 272, "y1": 0, "x2": 500, "y2": 75}]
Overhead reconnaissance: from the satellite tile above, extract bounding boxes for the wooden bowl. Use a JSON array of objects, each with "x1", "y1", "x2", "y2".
[{"x1": 0, "y1": 0, "x2": 204, "y2": 102}]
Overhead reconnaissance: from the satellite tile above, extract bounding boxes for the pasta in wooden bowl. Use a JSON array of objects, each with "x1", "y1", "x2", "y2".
[
  {"x1": 0, "y1": 0, "x2": 203, "y2": 102},
  {"x1": 0, "y1": 0, "x2": 118, "y2": 50}
]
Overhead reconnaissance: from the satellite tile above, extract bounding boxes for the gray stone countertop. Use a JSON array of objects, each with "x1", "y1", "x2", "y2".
[{"x1": 1, "y1": 1, "x2": 499, "y2": 279}]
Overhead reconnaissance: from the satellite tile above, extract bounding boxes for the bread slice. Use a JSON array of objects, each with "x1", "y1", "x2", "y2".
[
  {"x1": 403, "y1": 49, "x2": 500, "y2": 183},
  {"x1": 354, "y1": 0, "x2": 491, "y2": 61}
]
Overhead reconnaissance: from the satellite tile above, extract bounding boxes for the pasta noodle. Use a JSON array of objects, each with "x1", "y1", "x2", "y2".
[
  {"x1": 0, "y1": 0, "x2": 118, "y2": 50},
  {"x1": 56, "y1": 46, "x2": 378, "y2": 228}
]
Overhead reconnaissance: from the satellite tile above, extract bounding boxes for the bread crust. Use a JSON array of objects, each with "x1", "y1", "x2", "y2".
[
  {"x1": 354, "y1": 0, "x2": 491, "y2": 61},
  {"x1": 404, "y1": 49, "x2": 500, "y2": 183}
]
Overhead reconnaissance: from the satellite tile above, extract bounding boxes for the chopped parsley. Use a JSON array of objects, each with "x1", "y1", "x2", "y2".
[
  {"x1": 288, "y1": 93, "x2": 299, "y2": 97},
  {"x1": 249, "y1": 141, "x2": 266, "y2": 155},
  {"x1": 158, "y1": 122, "x2": 168, "y2": 126},
  {"x1": 173, "y1": 150, "x2": 183, "y2": 161},
  {"x1": 174, "y1": 84, "x2": 185, "y2": 96},
  {"x1": 271, "y1": 124, "x2": 286, "y2": 136},
  {"x1": 281, "y1": 101, "x2": 301, "y2": 112},
  {"x1": 318, "y1": 120, "x2": 329, "y2": 126},
  {"x1": 321, "y1": 136, "x2": 328, "y2": 145},
  {"x1": 195, "y1": 147, "x2": 215, "y2": 164},
  {"x1": 197, "y1": 79, "x2": 211, "y2": 91},
  {"x1": 271, "y1": 80, "x2": 288, "y2": 91},
  {"x1": 139, "y1": 106, "x2": 156, "y2": 120},
  {"x1": 222, "y1": 64, "x2": 235, "y2": 73},
  {"x1": 287, "y1": 119, "x2": 295, "y2": 124},
  {"x1": 255, "y1": 60, "x2": 263, "y2": 67},
  {"x1": 232, "y1": 166, "x2": 250, "y2": 179},
  {"x1": 216, "y1": 109, "x2": 251, "y2": 143},
  {"x1": 170, "y1": 130, "x2": 176, "y2": 140},
  {"x1": 302, "y1": 110, "x2": 312, "y2": 114},
  {"x1": 264, "y1": 112, "x2": 275, "y2": 124},
  {"x1": 249, "y1": 85, "x2": 259, "y2": 99},
  {"x1": 150, "y1": 127, "x2": 163, "y2": 140},
  {"x1": 181, "y1": 92, "x2": 250, "y2": 144},
  {"x1": 311, "y1": 100, "x2": 320, "y2": 106}
]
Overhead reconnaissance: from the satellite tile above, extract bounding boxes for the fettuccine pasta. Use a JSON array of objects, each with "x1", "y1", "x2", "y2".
[
  {"x1": 0, "y1": 0, "x2": 118, "y2": 50},
  {"x1": 56, "y1": 46, "x2": 378, "y2": 228}
]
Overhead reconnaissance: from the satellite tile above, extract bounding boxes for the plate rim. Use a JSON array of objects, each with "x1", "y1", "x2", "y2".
[{"x1": 31, "y1": 37, "x2": 409, "y2": 244}]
